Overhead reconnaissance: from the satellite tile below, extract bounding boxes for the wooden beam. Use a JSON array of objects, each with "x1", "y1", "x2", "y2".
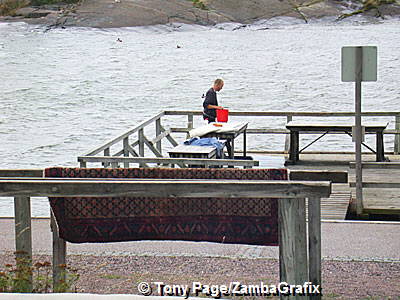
[
  {"x1": 349, "y1": 162, "x2": 400, "y2": 169},
  {"x1": 123, "y1": 138, "x2": 130, "y2": 168},
  {"x1": 155, "y1": 118, "x2": 162, "y2": 154},
  {"x1": 50, "y1": 210, "x2": 66, "y2": 291},
  {"x1": 152, "y1": 129, "x2": 168, "y2": 148},
  {"x1": 289, "y1": 170, "x2": 348, "y2": 183},
  {"x1": 138, "y1": 128, "x2": 145, "y2": 168},
  {"x1": 164, "y1": 110, "x2": 400, "y2": 117},
  {"x1": 0, "y1": 169, "x2": 43, "y2": 177},
  {"x1": 103, "y1": 148, "x2": 110, "y2": 167},
  {"x1": 143, "y1": 136, "x2": 164, "y2": 158},
  {"x1": 394, "y1": 115, "x2": 400, "y2": 154},
  {"x1": 279, "y1": 197, "x2": 309, "y2": 300},
  {"x1": 0, "y1": 179, "x2": 331, "y2": 198},
  {"x1": 14, "y1": 196, "x2": 33, "y2": 292},
  {"x1": 349, "y1": 182, "x2": 400, "y2": 188},
  {"x1": 160, "y1": 125, "x2": 178, "y2": 147},
  {"x1": 308, "y1": 196, "x2": 322, "y2": 300}
]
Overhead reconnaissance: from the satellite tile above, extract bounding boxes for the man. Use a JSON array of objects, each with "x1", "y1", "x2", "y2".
[{"x1": 202, "y1": 79, "x2": 224, "y2": 123}]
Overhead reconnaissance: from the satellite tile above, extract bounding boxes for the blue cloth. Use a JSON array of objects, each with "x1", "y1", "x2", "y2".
[{"x1": 184, "y1": 137, "x2": 225, "y2": 158}]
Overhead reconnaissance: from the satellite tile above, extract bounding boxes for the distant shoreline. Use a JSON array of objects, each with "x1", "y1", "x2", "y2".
[{"x1": 1, "y1": 0, "x2": 400, "y2": 29}]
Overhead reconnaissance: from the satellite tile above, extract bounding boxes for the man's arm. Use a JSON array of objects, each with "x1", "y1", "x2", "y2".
[
  {"x1": 203, "y1": 90, "x2": 223, "y2": 110},
  {"x1": 207, "y1": 104, "x2": 223, "y2": 109}
]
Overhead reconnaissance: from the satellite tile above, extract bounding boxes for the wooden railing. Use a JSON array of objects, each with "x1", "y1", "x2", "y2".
[
  {"x1": 78, "y1": 110, "x2": 400, "y2": 168},
  {"x1": 0, "y1": 175, "x2": 331, "y2": 300}
]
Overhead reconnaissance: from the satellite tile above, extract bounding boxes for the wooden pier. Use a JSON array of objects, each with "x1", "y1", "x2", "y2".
[{"x1": 77, "y1": 110, "x2": 400, "y2": 220}]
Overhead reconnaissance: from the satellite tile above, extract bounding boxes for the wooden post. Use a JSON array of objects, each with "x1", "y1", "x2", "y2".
[
  {"x1": 123, "y1": 137, "x2": 130, "y2": 168},
  {"x1": 14, "y1": 196, "x2": 33, "y2": 292},
  {"x1": 285, "y1": 115, "x2": 293, "y2": 153},
  {"x1": 308, "y1": 197, "x2": 322, "y2": 300},
  {"x1": 156, "y1": 118, "x2": 162, "y2": 154},
  {"x1": 279, "y1": 198, "x2": 309, "y2": 300},
  {"x1": 355, "y1": 46, "x2": 364, "y2": 215},
  {"x1": 295, "y1": 198, "x2": 308, "y2": 284},
  {"x1": 138, "y1": 128, "x2": 145, "y2": 168},
  {"x1": 50, "y1": 209, "x2": 66, "y2": 291},
  {"x1": 103, "y1": 148, "x2": 110, "y2": 168},
  {"x1": 394, "y1": 115, "x2": 400, "y2": 155},
  {"x1": 187, "y1": 114, "x2": 193, "y2": 139}
]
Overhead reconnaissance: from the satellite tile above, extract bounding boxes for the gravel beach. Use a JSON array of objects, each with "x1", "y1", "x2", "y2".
[{"x1": 1, "y1": 253, "x2": 399, "y2": 299}]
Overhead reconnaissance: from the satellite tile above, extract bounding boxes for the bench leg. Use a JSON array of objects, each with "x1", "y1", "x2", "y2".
[
  {"x1": 288, "y1": 131, "x2": 299, "y2": 164},
  {"x1": 376, "y1": 132, "x2": 385, "y2": 162}
]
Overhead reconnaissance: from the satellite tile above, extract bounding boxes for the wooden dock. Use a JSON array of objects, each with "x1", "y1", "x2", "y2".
[
  {"x1": 75, "y1": 110, "x2": 400, "y2": 221},
  {"x1": 283, "y1": 153, "x2": 400, "y2": 219}
]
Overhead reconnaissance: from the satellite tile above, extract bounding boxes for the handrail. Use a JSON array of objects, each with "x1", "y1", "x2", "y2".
[
  {"x1": 164, "y1": 110, "x2": 400, "y2": 117},
  {"x1": 83, "y1": 111, "x2": 165, "y2": 157},
  {"x1": 79, "y1": 110, "x2": 400, "y2": 167},
  {"x1": 0, "y1": 178, "x2": 331, "y2": 198}
]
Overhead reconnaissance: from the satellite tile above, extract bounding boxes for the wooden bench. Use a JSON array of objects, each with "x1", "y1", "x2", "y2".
[
  {"x1": 168, "y1": 144, "x2": 217, "y2": 159},
  {"x1": 286, "y1": 121, "x2": 388, "y2": 164}
]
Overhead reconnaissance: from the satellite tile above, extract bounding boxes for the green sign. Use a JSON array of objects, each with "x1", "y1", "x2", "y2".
[{"x1": 341, "y1": 46, "x2": 377, "y2": 82}]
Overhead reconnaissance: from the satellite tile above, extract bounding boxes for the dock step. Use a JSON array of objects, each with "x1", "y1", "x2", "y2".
[{"x1": 306, "y1": 191, "x2": 351, "y2": 220}]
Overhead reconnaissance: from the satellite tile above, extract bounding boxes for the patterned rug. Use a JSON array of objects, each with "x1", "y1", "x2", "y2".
[{"x1": 45, "y1": 167, "x2": 287, "y2": 245}]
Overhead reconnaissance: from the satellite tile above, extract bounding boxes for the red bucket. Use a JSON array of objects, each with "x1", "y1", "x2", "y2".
[{"x1": 216, "y1": 109, "x2": 229, "y2": 122}]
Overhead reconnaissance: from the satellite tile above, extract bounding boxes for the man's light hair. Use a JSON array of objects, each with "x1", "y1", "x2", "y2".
[{"x1": 214, "y1": 78, "x2": 224, "y2": 86}]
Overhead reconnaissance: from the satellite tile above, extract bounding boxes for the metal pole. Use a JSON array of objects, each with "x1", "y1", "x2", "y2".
[{"x1": 355, "y1": 47, "x2": 363, "y2": 215}]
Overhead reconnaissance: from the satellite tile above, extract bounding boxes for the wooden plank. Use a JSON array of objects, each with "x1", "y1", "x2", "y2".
[
  {"x1": 284, "y1": 116, "x2": 292, "y2": 153},
  {"x1": 279, "y1": 198, "x2": 309, "y2": 300},
  {"x1": 295, "y1": 198, "x2": 308, "y2": 285},
  {"x1": 77, "y1": 156, "x2": 259, "y2": 167},
  {"x1": 286, "y1": 121, "x2": 388, "y2": 132},
  {"x1": 155, "y1": 117, "x2": 162, "y2": 154},
  {"x1": 187, "y1": 114, "x2": 193, "y2": 139},
  {"x1": 138, "y1": 128, "x2": 145, "y2": 168},
  {"x1": 83, "y1": 111, "x2": 165, "y2": 156},
  {"x1": 0, "y1": 179, "x2": 331, "y2": 198},
  {"x1": 160, "y1": 125, "x2": 178, "y2": 147},
  {"x1": 50, "y1": 209, "x2": 66, "y2": 291},
  {"x1": 173, "y1": 127, "x2": 399, "y2": 135},
  {"x1": 350, "y1": 182, "x2": 400, "y2": 188},
  {"x1": 103, "y1": 148, "x2": 110, "y2": 167},
  {"x1": 151, "y1": 129, "x2": 171, "y2": 146},
  {"x1": 349, "y1": 162, "x2": 400, "y2": 169},
  {"x1": 14, "y1": 196, "x2": 33, "y2": 292},
  {"x1": 395, "y1": 115, "x2": 400, "y2": 155},
  {"x1": 123, "y1": 138, "x2": 130, "y2": 168},
  {"x1": 289, "y1": 170, "x2": 348, "y2": 183},
  {"x1": 143, "y1": 136, "x2": 164, "y2": 158},
  {"x1": 308, "y1": 196, "x2": 322, "y2": 300},
  {"x1": 0, "y1": 169, "x2": 43, "y2": 177},
  {"x1": 164, "y1": 110, "x2": 400, "y2": 117}
]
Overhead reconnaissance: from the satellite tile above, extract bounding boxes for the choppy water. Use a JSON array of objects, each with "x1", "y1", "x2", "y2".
[{"x1": 1, "y1": 16, "x2": 399, "y2": 216}]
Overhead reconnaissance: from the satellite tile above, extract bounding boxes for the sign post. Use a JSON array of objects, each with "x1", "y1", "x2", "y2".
[{"x1": 342, "y1": 46, "x2": 377, "y2": 215}]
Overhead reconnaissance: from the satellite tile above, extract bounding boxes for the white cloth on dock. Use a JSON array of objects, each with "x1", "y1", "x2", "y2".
[{"x1": 189, "y1": 122, "x2": 246, "y2": 138}]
